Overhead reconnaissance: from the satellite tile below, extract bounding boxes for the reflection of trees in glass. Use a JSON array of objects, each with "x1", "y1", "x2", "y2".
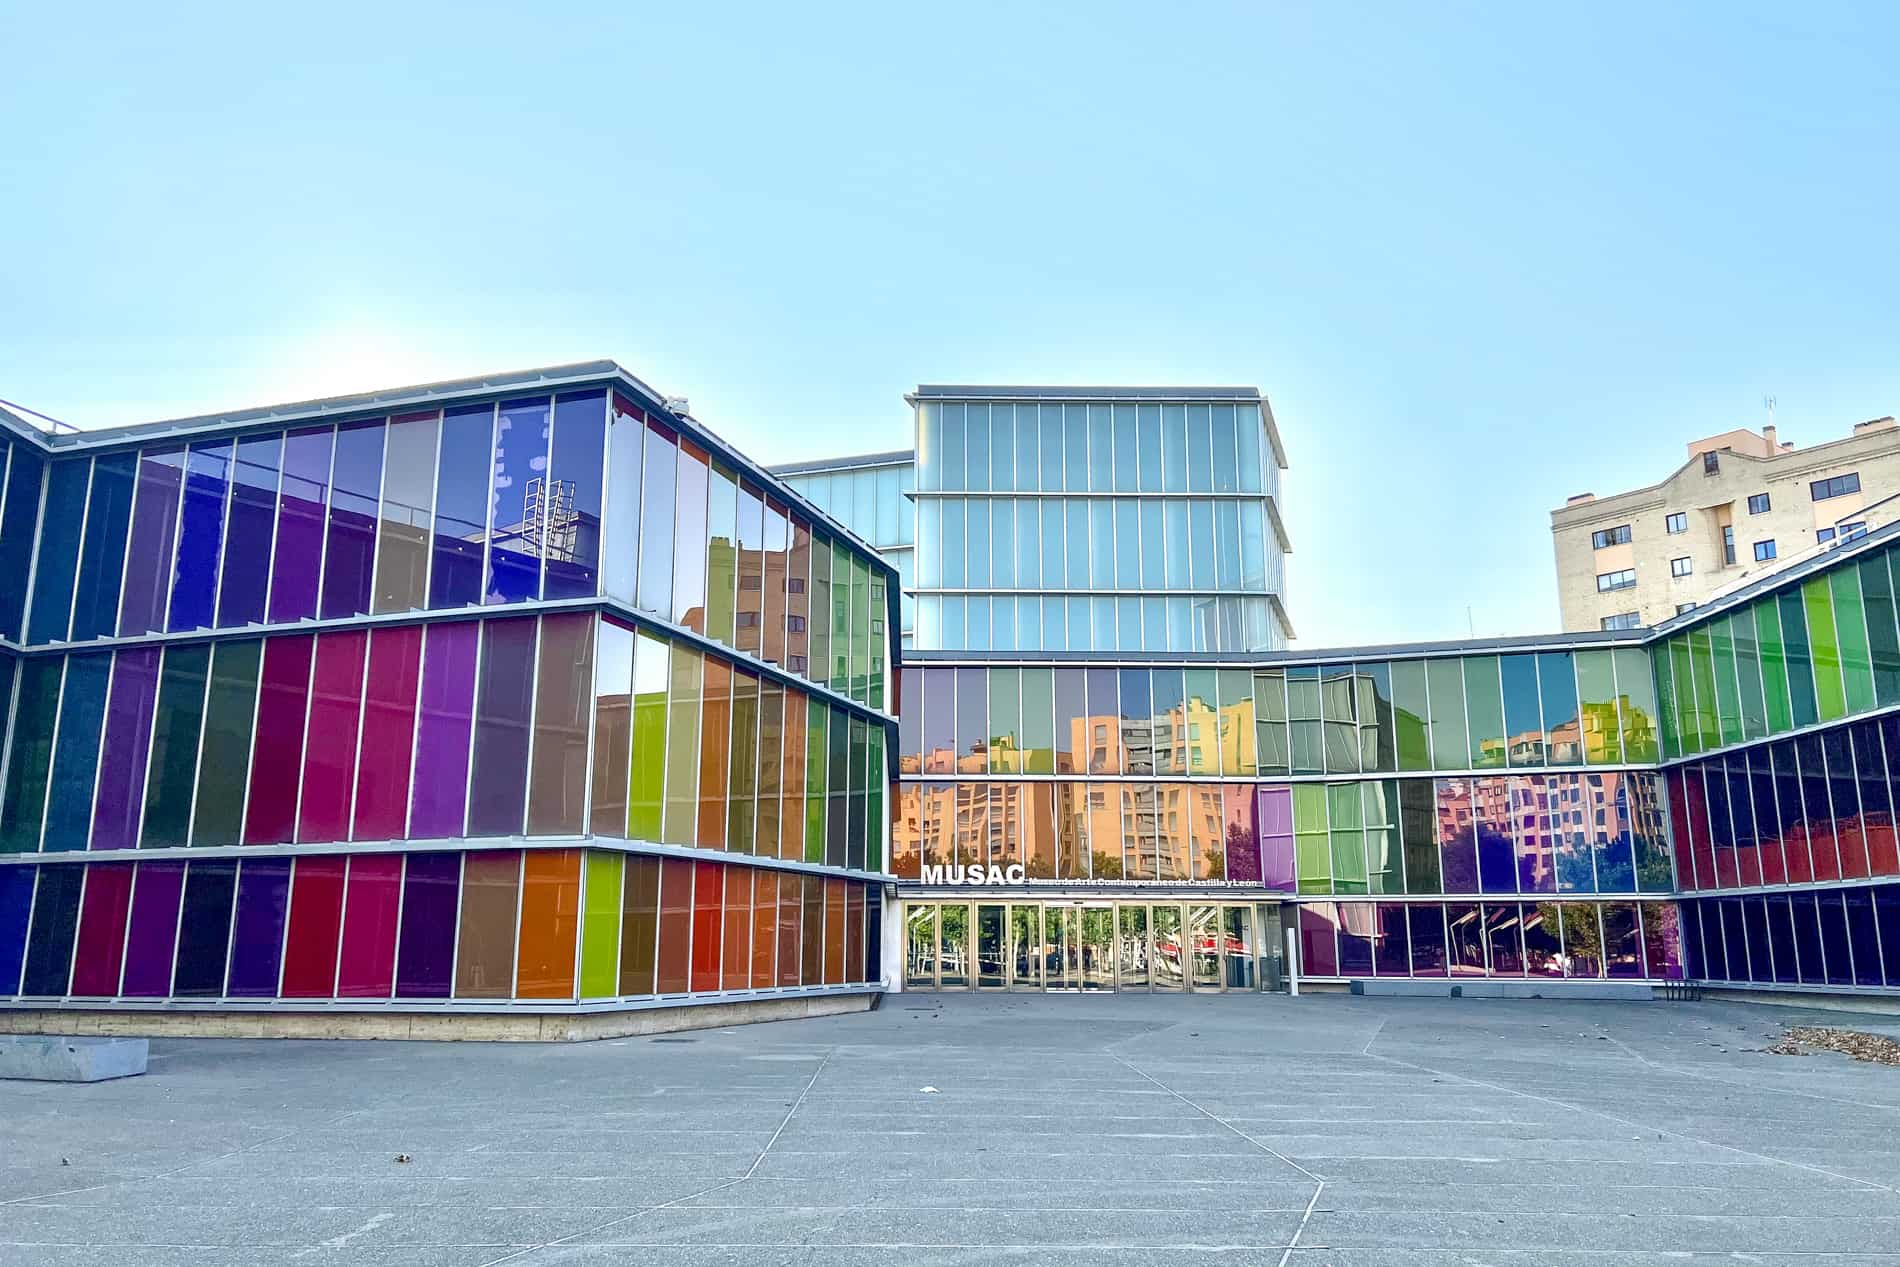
[
  {"x1": 1093, "y1": 851, "x2": 1125, "y2": 880},
  {"x1": 1203, "y1": 846, "x2": 1226, "y2": 879},
  {"x1": 1551, "y1": 902, "x2": 1602, "y2": 965}
]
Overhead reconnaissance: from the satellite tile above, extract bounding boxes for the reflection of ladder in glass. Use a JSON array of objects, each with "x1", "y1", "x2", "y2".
[{"x1": 525, "y1": 477, "x2": 577, "y2": 561}]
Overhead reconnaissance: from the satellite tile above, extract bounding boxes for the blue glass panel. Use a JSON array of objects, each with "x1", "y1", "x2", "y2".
[
  {"x1": 267, "y1": 428, "x2": 332, "y2": 624},
  {"x1": 1845, "y1": 888, "x2": 1882, "y2": 986},
  {"x1": 0, "y1": 444, "x2": 47, "y2": 641},
  {"x1": 430, "y1": 403, "x2": 495, "y2": 609},
  {"x1": 486, "y1": 397, "x2": 550, "y2": 603},
  {"x1": 547, "y1": 389, "x2": 604, "y2": 604},
  {"x1": 319, "y1": 421, "x2": 384, "y2": 619},
  {"x1": 118, "y1": 449, "x2": 186, "y2": 636},
  {"x1": 167, "y1": 439, "x2": 233, "y2": 632},
  {"x1": 216, "y1": 434, "x2": 280, "y2": 628},
  {"x1": 26, "y1": 459, "x2": 90, "y2": 644},
  {"x1": 69, "y1": 452, "x2": 135, "y2": 642},
  {"x1": 0, "y1": 865, "x2": 33, "y2": 994},
  {"x1": 42, "y1": 652, "x2": 111, "y2": 852}
]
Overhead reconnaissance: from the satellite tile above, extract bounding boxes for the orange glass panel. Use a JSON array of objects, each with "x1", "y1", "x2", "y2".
[
  {"x1": 527, "y1": 614, "x2": 595, "y2": 836},
  {"x1": 1024, "y1": 783, "x2": 1057, "y2": 879},
  {"x1": 751, "y1": 870, "x2": 777, "y2": 988},
  {"x1": 697, "y1": 659, "x2": 732, "y2": 848},
  {"x1": 845, "y1": 884, "x2": 864, "y2": 984},
  {"x1": 722, "y1": 863, "x2": 751, "y2": 988},
  {"x1": 516, "y1": 848, "x2": 581, "y2": 999},
  {"x1": 824, "y1": 877, "x2": 846, "y2": 984},
  {"x1": 656, "y1": 858, "x2": 692, "y2": 993},
  {"x1": 454, "y1": 850, "x2": 520, "y2": 999},
  {"x1": 691, "y1": 861, "x2": 723, "y2": 992},
  {"x1": 893, "y1": 784, "x2": 923, "y2": 879},
  {"x1": 780, "y1": 693, "x2": 806, "y2": 860},
  {"x1": 776, "y1": 871, "x2": 801, "y2": 986},
  {"x1": 800, "y1": 875, "x2": 823, "y2": 984}
]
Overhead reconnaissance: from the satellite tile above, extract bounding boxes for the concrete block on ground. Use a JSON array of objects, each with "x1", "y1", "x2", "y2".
[
  {"x1": 1350, "y1": 978, "x2": 1653, "y2": 1001},
  {"x1": 0, "y1": 1035, "x2": 148, "y2": 1082}
]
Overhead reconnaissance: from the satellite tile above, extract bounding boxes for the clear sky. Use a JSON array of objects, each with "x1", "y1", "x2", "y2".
[{"x1": 4, "y1": 3, "x2": 1898, "y2": 647}]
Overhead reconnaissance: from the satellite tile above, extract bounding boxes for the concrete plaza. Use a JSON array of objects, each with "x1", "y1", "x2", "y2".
[{"x1": 5, "y1": 992, "x2": 1900, "y2": 1264}]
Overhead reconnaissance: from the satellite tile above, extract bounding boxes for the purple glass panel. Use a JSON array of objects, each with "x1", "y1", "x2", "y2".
[
  {"x1": 217, "y1": 433, "x2": 281, "y2": 628},
  {"x1": 167, "y1": 439, "x2": 232, "y2": 632},
  {"x1": 1298, "y1": 902, "x2": 1337, "y2": 976},
  {"x1": 1336, "y1": 902, "x2": 1374, "y2": 975},
  {"x1": 1373, "y1": 902, "x2": 1410, "y2": 975},
  {"x1": 1436, "y1": 778, "x2": 1479, "y2": 893},
  {"x1": 1256, "y1": 786, "x2": 1295, "y2": 892},
  {"x1": 466, "y1": 617, "x2": 537, "y2": 837},
  {"x1": 1446, "y1": 902, "x2": 1486, "y2": 975},
  {"x1": 1475, "y1": 777, "x2": 1516, "y2": 894},
  {"x1": 1845, "y1": 888, "x2": 1883, "y2": 987},
  {"x1": 0, "y1": 866, "x2": 37, "y2": 994},
  {"x1": 117, "y1": 449, "x2": 185, "y2": 636},
  {"x1": 319, "y1": 421, "x2": 385, "y2": 619},
  {"x1": 429, "y1": 404, "x2": 494, "y2": 609},
  {"x1": 409, "y1": 621, "x2": 480, "y2": 837},
  {"x1": 90, "y1": 648, "x2": 161, "y2": 851},
  {"x1": 226, "y1": 858, "x2": 292, "y2": 996},
  {"x1": 1223, "y1": 786, "x2": 1260, "y2": 884},
  {"x1": 1409, "y1": 905, "x2": 1448, "y2": 975},
  {"x1": 268, "y1": 427, "x2": 333, "y2": 624},
  {"x1": 1511, "y1": 775, "x2": 1556, "y2": 895},
  {"x1": 120, "y1": 862, "x2": 186, "y2": 996},
  {"x1": 486, "y1": 397, "x2": 551, "y2": 604},
  {"x1": 395, "y1": 852, "x2": 460, "y2": 997},
  {"x1": 543, "y1": 390, "x2": 607, "y2": 600}
]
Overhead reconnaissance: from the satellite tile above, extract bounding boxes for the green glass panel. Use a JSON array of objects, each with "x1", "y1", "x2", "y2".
[
  {"x1": 140, "y1": 644, "x2": 210, "y2": 848},
  {"x1": 1687, "y1": 628, "x2": 1720, "y2": 751},
  {"x1": 1651, "y1": 640, "x2": 1680, "y2": 760},
  {"x1": 1184, "y1": 668, "x2": 1220, "y2": 776},
  {"x1": 1359, "y1": 662, "x2": 1396, "y2": 773},
  {"x1": 1778, "y1": 589, "x2": 1819, "y2": 728},
  {"x1": 1292, "y1": 784, "x2": 1329, "y2": 895},
  {"x1": 1425, "y1": 658, "x2": 1468, "y2": 772},
  {"x1": 808, "y1": 535, "x2": 832, "y2": 694},
  {"x1": 1612, "y1": 647, "x2": 1659, "y2": 764},
  {"x1": 661, "y1": 645, "x2": 701, "y2": 846},
  {"x1": 987, "y1": 667, "x2": 1020, "y2": 774},
  {"x1": 1253, "y1": 668, "x2": 1289, "y2": 776},
  {"x1": 1665, "y1": 638, "x2": 1697, "y2": 755},
  {"x1": 1363, "y1": 781, "x2": 1401, "y2": 893},
  {"x1": 1390, "y1": 660, "x2": 1430, "y2": 771},
  {"x1": 1461, "y1": 656, "x2": 1506, "y2": 770},
  {"x1": 852, "y1": 556, "x2": 871, "y2": 706},
  {"x1": 1575, "y1": 649, "x2": 1621, "y2": 764},
  {"x1": 0, "y1": 658, "x2": 60, "y2": 853},
  {"x1": 191, "y1": 640, "x2": 260, "y2": 847},
  {"x1": 725, "y1": 672, "x2": 758, "y2": 855},
  {"x1": 1754, "y1": 600, "x2": 1793, "y2": 733},
  {"x1": 1862, "y1": 552, "x2": 1900, "y2": 707},
  {"x1": 1802, "y1": 576, "x2": 1846, "y2": 721},
  {"x1": 1287, "y1": 665, "x2": 1321, "y2": 775},
  {"x1": 1537, "y1": 651, "x2": 1582, "y2": 765},
  {"x1": 831, "y1": 541, "x2": 853, "y2": 696},
  {"x1": 868, "y1": 573, "x2": 886, "y2": 713},
  {"x1": 866, "y1": 727, "x2": 885, "y2": 872},
  {"x1": 1398, "y1": 779, "x2": 1439, "y2": 893},
  {"x1": 1218, "y1": 668, "x2": 1255, "y2": 776},
  {"x1": 628, "y1": 631, "x2": 669, "y2": 841},
  {"x1": 1730, "y1": 608, "x2": 1767, "y2": 741},
  {"x1": 579, "y1": 851, "x2": 624, "y2": 998},
  {"x1": 1327, "y1": 782, "x2": 1366, "y2": 894},
  {"x1": 1020, "y1": 668, "x2": 1055, "y2": 775},
  {"x1": 1320, "y1": 664, "x2": 1359, "y2": 775},
  {"x1": 1830, "y1": 566, "x2": 1876, "y2": 715},
  {"x1": 1709, "y1": 616, "x2": 1743, "y2": 747},
  {"x1": 1500, "y1": 654, "x2": 1545, "y2": 767},
  {"x1": 805, "y1": 696, "x2": 826, "y2": 863}
]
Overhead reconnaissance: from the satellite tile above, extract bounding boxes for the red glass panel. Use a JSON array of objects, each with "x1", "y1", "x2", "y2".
[
  {"x1": 281, "y1": 856, "x2": 347, "y2": 998},
  {"x1": 244, "y1": 635, "x2": 314, "y2": 845},
  {"x1": 336, "y1": 854, "x2": 402, "y2": 998},
  {"x1": 353, "y1": 626, "x2": 423, "y2": 841},
  {"x1": 298, "y1": 630, "x2": 368, "y2": 844},
  {"x1": 691, "y1": 861, "x2": 723, "y2": 992},
  {"x1": 70, "y1": 863, "x2": 135, "y2": 996},
  {"x1": 722, "y1": 865, "x2": 751, "y2": 989}
]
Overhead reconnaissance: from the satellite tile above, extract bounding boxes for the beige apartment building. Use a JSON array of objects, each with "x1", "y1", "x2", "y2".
[{"x1": 1552, "y1": 416, "x2": 1900, "y2": 632}]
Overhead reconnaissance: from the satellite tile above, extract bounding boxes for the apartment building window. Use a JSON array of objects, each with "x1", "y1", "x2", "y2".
[
  {"x1": 1664, "y1": 512, "x2": 1687, "y2": 534},
  {"x1": 1675, "y1": 602, "x2": 1697, "y2": 615},
  {"x1": 1722, "y1": 525, "x2": 1736, "y2": 565},
  {"x1": 1747, "y1": 492, "x2": 1771, "y2": 514},
  {"x1": 1590, "y1": 524, "x2": 1632, "y2": 549},
  {"x1": 1600, "y1": 611, "x2": 1641, "y2": 631},
  {"x1": 1597, "y1": 569, "x2": 1636, "y2": 592},
  {"x1": 1842, "y1": 520, "x2": 1868, "y2": 541},
  {"x1": 1703, "y1": 452, "x2": 1720, "y2": 475},
  {"x1": 1670, "y1": 556, "x2": 1693, "y2": 577},
  {"x1": 1819, "y1": 527, "x2": 1836, "y2": 545},
  {"x1": 1811, "y1": 472, "x2": 1861, "y2": 501},
  {"x1": 1754, "y1": 540, "x2": 1777, "y2": 562}
]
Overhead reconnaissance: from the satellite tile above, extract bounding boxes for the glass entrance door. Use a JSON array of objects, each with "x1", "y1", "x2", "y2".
[
  {"x1": 1009, "y1": 904, "x2": 1041, "y2": 989},
  {"x1": 1152, "y1": 904, "x2": 1186, "y2": 990},
  {"x1": 1189, "y1": 905, "x2": 1222, "y2": 990},
  {"x1": 1079, "y1": 906, "x2": 1115, "y2": 991},
  {"x1": 976, "y1": 904, "x2": 1006, "y2": 989},
  {"x1": 1044, "y1": 906, "x2": 1077, "y2": 990},
  {"x1": 940, "y1": 904, "x2": 970, "y2": 988},
  {"x1": 1117, "y1": 905, "x2": 1150, "y2": 990}
]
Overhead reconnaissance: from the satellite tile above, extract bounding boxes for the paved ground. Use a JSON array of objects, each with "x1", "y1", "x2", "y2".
[{"x1": 6, "y1": 994, "x2": 1900, "y2": 1265}]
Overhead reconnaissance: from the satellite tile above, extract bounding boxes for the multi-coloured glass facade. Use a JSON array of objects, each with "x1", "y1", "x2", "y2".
[
  {"x1": 0, "y1": 364, "x2": 895, "y2": 1019},
  {"x1": 773, "y1": 451, "x2": 915, "y2": 647},
  {"x1": 909, "y1": 387, "x2": 1292, "y2": 654}
]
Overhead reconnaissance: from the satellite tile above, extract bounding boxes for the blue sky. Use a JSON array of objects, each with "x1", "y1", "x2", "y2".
[{"x1": 4, "y1": 3, "x2": 1898, "y2": 646}]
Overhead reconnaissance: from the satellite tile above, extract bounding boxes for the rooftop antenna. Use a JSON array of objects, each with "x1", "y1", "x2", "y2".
[{"x1": 1764, "y1": 395, "x2": 1777, "y2": 430}]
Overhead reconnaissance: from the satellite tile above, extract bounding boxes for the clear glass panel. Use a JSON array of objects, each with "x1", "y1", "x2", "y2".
[{"x1": 1117, "y1": 904, "x2": 1150, "y2": 990}]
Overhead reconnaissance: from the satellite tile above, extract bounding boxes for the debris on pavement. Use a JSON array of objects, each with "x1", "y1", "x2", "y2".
[{"x1": 1767, "y1": 1026, "x2": 1900, "y2": 1065}]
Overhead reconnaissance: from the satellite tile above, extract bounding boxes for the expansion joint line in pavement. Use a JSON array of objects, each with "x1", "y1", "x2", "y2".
[
  {"x1": 473, "y1": 1045, "x2": 838, "y2": 1267},
  {"x1": 1106, "y1": 1050, "x2": 1326, "y2": 1266},
  {"x1": 1361, "y1": 1048, "x2": 1900, "y2": 1198}
]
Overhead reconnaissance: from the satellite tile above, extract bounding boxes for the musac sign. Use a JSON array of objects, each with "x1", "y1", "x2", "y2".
[{"x1": 917, "y1": 863, "x2": 1027, "y2": 886}]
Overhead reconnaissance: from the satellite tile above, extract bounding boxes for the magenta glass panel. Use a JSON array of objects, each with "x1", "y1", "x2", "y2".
[
  {"x1": 70, "y1": 862, "x2": 135, "y2": 996},
  {"x1": 267, "y1": 427, "x2": 333, "y2": 623},
  {"x1": 216, "y1": 433, "x2": 281, "y2": 629},
  {"x1": 337, "y1": 854, "x2": 403, "y2": 997},
  {"x1": 353, "y1": 626, "x2": 423, "y2": 841},
  {"x1": 226, "y1": 858, "x2": 292, "y2": 996},
  {"x1": 117, "y1": 449, "x2": 185, "y2": 636},
  {"x1": 395, "y1": 851, "x2": 460, "y2": 997},
  {"x1": 467, "y1": 617, "x2": 537, "y2": 837},
  {"x1": 244, "y1": 636, "x2": 315, "y2": 845},
  {"x1": 89, "y1": 647, "x2": 161, "y2": 851},
  {"x1": 120, "y1": 861, "x2": 186, "y2": 996},
  {"x1": 296, "y1": 630, "x2": 367, "y2": 844},
  {"x1": 1446, "y1": 902, "x2": 1486, "y2": 975},
  {"x1": 319, "y1": 420, "x2": 384, "y2": 619},
  {"x1": 1298, "y1": 901, "x2": 1338, "y2": 976},
  {"x1": 410, "y1": 621, "x2": 480, "y2": 838},
  {"x1": 1257, "y1": 785, "x2": 1294, "y2": 891},
  {"x1": 1223, "y1": 785, "x2": 1260, "y2": 884},
  {"x1": 1602, "y1": 903, "x2": 1644, "y2": 979}
]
